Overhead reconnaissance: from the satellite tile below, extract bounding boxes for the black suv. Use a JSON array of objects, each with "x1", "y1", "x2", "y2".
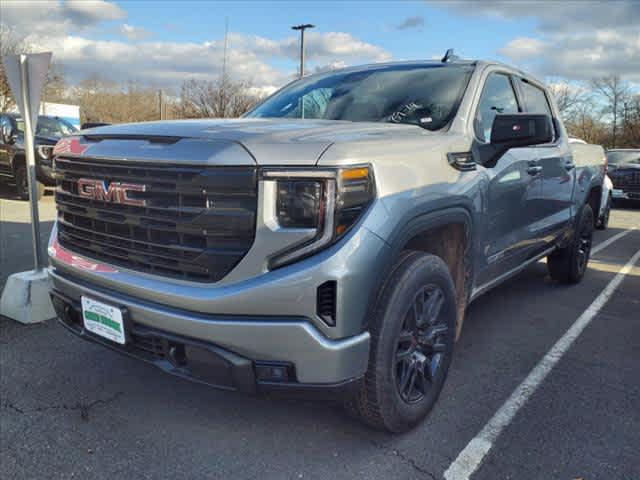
[
  {"x1": 608, "y1": 149, "x2": 640, "y2": 205},
  {"x1": 0, "y1": 113, "x2": 78, "y2": 199}
]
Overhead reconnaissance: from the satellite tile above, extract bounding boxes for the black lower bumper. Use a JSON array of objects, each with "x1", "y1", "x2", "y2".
[{"x1": 50, "y1": 290, "x2": 360, "y2": 398}]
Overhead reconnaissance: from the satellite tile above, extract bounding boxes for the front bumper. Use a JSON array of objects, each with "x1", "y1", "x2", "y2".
[
  {"x1": 49, "y1": 268, "x2": 370, "y2": 386},
  {"x1": 612, "y1": 188, "x2": 640, "y2": 200},
  {"x1": 36, "y1": 162, "x2": 56, "y2": 186}
]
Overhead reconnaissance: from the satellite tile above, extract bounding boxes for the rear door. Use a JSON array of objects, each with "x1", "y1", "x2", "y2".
[
  {"x1": 516, "y1": 77, "x2": 574, "y2": 247},
  {"x1": 474, "y1": 72, "x2": 544, "y2": 286}
]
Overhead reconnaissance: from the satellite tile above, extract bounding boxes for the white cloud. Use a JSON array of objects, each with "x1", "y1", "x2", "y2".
[
  {"x1": 436, "y1": 0, "x2": 640, "y2": 81},
  {"x1": 63, "y1": 0, "x2": 126, "y2": 25},
  {"x1": 119, "y1": 23, "x2": 151, "y2": 41},
  {"x1": 0, "y1": 1, "x2": 391, "y2": 92},
  {"x1": 312, "y1": 61, "x2": 349, "y2": 74},
  {"x1": 227, "y1": 31, "x2": 390, "y2": 63},
  {"x1": 499, "y1": 37, "x2": 545, "y2": 60}
]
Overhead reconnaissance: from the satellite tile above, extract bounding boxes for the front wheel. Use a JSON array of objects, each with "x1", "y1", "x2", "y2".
[
  {"x1": 548, "y1": 204, "x2": 594, "y2": 283},
  {"x1": 346, "y1": 251, "x2": 457, "y2": 432},
  {"x1": 14, "y1": 164, "x2": 44, "y2": 201}
]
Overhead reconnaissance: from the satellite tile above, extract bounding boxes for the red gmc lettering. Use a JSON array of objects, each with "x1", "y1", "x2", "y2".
[{"x1": 77, "y1": 179, "x2": 146, "y2": 207}]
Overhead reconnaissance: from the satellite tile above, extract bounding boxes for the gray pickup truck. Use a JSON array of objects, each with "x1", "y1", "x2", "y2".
[{"x1": 48, "y1": 57, "x2": 603, "y2": 432}]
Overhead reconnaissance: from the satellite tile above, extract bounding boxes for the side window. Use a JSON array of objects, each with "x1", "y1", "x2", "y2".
[
  {"x1": 474, "y1": 73, "x2": 519, "y2": 143},
  {"x1": 520, "y1": 79, "x2": 556, "y2": 141},
  {"x1": 520, "y1": 80, "x2": 552, "y2": 116}
]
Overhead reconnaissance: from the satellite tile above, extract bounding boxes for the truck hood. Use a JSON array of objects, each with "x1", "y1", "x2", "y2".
[{"x1": 77, "y1": 118, "x2": 424, "y2": 166}]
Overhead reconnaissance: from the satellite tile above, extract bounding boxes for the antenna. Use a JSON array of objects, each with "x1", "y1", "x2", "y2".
[
  {"x1": 441, "y1": 48, "x2": 459, "y2": 63},
  {"x1": 222, "y1": 17, "x2": 229, "y2": 81}
]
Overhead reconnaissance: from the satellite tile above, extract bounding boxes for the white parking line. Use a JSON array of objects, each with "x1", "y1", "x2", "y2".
[
  {"x1": 444, "y1": 245, "x2": 640, "y2": 480},
  {"x1": 591, "y1": 227, "x2": 637, "y2": 255}
]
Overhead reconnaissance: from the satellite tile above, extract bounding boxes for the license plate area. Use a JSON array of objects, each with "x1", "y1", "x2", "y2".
[{"x1": 81, "y1": 296, "x2": 127, "y2": 345}]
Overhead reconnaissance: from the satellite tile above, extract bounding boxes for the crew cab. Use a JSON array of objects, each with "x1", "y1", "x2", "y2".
[
  {"x1": 48, "y1": 57, "x2": 601, "y2": 432},
  {"x1": 0, "y1": 113, "x2": 78, "y2": 199}
]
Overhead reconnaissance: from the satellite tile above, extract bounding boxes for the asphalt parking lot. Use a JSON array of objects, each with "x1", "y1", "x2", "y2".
[{"x1": 1, "y1": 186, "x2": 639, "y2": 480}]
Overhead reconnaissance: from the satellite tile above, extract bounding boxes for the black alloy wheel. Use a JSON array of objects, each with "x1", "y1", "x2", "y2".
[
  {"x1": 548, "y1": 204, "x2": 594, "y2": 284},
  {"x1": 346, "y1": 251, "x2": 457, "y2": 432},
  {"x1": 395, "y1": 285, "x2": 448, "y2": 404}
]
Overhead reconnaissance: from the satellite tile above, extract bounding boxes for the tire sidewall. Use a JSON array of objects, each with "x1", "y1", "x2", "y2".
[
  {"x1": 15, "y1": 164, "x2": 29, "y2": 200},
  {"x1": 373, "y1": 253, "x2": 457, "y2": 430},
  {"x1": 570, "y1": 204, "x2": 594, "y2": 280}
]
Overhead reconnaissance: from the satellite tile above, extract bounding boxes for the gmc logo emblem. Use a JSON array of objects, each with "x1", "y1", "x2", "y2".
[{"x1": 77, "y1": 178, "x2": 147, "y2": 207}]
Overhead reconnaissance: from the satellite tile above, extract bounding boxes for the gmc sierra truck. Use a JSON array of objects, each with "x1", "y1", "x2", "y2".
[{"x1": 48, "y1": 57, "x2": 603, "y2": 432}]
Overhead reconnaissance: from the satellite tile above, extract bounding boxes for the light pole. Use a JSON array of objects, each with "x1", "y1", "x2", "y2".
[{"x1": 291, "y1": 23, "x2": 314, "y2": 78}]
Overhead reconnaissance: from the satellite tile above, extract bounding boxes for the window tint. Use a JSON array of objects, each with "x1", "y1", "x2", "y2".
[
  {"x1": 282, "y1": 88, "x2": 332, "y2": 119},
  {"x1": 475, "y1": 73, "x2": 519, "y2": 142},
  {"x1": 247, "y1": 65, "x2": 474, "y2": 131},
  {"x1": 35, "y1": 116, "x2": 78, "y2": 138},
  {"x1": 520, "y1": 80, "x2": 552, "y2": 116}
]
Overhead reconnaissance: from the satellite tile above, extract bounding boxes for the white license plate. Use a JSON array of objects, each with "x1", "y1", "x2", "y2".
[
  {"x1": 81, "y1": 296, "x2": 126, "y2": 345},
  {"x1": 612, "y1": 189, "x2": 625, "y2": 198}
]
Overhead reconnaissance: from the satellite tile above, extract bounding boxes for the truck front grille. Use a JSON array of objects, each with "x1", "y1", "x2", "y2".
[
  {"x1": 54, "y1": 157, "x2": 257, "y2": 282},
  {"x1": 611, "y1": 169, "x2": 640, "y2": 190}
]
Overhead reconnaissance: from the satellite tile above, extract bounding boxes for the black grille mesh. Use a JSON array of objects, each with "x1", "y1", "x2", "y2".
[{"x1": 54, "y1": 157, "x2": 257, "y2": 282}]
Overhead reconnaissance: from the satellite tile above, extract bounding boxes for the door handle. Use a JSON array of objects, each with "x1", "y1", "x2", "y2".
[{"x1": 527, "y1": 165, "x2": 543, "y2": 175}]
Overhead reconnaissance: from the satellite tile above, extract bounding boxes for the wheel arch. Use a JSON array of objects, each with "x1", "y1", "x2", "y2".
[{"x1": 365, "y1": 206, "x2": 475, "y2": 340}]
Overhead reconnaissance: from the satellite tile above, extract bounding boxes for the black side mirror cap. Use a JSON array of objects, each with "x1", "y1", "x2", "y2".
[
  {"x1": 475, "y1": 113, "x2": 554, "y2": 168},
  {"x1": 490, "y1": 113, "x2": 553, "y2": 146}
]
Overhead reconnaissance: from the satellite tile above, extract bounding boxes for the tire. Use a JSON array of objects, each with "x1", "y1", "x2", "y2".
[
  {"x1": 14, "y1": 164, "x2": 44, "y2": 201},
  {"x1": 595, "y1": 195, "x2": 610, "y2": 230},
  {"x1": 345, "y1": 251, "x2": 457, "y2": 432},
  {"x1": 15, "y1": 164, "x2": 29, "y2": 200},
  {"x1": 547, "y1": 204, "x2": 594, "y2": 284}
]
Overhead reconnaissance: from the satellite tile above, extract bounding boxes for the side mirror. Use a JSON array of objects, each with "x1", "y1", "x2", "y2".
[
  {"x1": 475, "y1": 113, "x2": 554, "y2": 167},
  {"x1": 2, "y1": 123, "x2": 17, "y2": 145}
]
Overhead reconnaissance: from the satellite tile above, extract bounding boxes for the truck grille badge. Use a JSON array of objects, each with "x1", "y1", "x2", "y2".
[{"x1": 77, "y1": 178, "x2": 147, "y2": 207}]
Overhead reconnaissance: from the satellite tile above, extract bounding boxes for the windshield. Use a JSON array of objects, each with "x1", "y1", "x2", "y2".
[
  {"x1": 246, "y1": 64, "x2": 474, "y2": 131},
  {"x1": 14, "y1": 116, "x2": 78, "y2": 139},
  {"x1": 607, "y1": 150, "x2": 640, "y2": 165}
]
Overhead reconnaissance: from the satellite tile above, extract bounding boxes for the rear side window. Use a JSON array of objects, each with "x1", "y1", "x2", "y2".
[
  {"x1": 520, "y1": 80, "x2": 553, "y2": 116},
  {"x1": 474, "y1": 73, "x2": 520, "y2": 143},
  {"x1": 520, "y1": 80, "x2": 556, "y2": 140}
]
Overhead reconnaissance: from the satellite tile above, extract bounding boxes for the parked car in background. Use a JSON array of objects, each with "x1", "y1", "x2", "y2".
[
  {"x1": 0, "y1": 113, "x2": 78, "y2": 200},
  {"x1": 569, "y1": 137, "x2": 610, "y2": 229},
  {"x1": 607, "y1": 149, "x2": 640, "y2": 206},
  {"x1": 49, "y1": 58, "x2": 604, "y2": 432}
]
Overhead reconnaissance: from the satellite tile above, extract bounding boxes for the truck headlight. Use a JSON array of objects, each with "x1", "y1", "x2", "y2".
[
  {"x1": 37, "y1": 145, "x2": 53, "y2": 161},
  {"x1": 263, "y1": 165, "x2": 375, "y2": 268}
]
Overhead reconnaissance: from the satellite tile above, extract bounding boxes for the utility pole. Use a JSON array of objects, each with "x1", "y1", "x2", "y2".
[
  {"x1": 222, "y1": 17, "x2": 229, "y2": 82},
  {"x1": 158, "y1": 89, "x2": 163, "y2": 120},
  {"x1": 220, "y1": 17, "x2": 229, "y2": 117},
  {"x1": 291, "y1": 23, "x2": 314, "y2": 78}
]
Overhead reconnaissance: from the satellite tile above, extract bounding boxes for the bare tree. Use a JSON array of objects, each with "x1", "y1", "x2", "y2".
[
  {"x1": 0, "y1": 25, "x2": 30, "y2": 111},
  {"x1": 179, "y1": 75, "x2": 260, "y2": 119},
  {"x1": 548, "y1": 81, "x2": 586, "y2": 122},
  {"x1": 70, "y1": 76, "x2": 165, "y2": 124},
  {"x1": 590, "y1": 75, "x2": 630, "y2": 148}
]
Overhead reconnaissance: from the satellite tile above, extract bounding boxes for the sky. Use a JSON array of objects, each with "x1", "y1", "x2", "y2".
[{"x1": 2, "y1": 0, "x2": 639, "y2": 94}]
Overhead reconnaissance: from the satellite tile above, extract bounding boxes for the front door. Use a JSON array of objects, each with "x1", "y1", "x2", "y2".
[{"x1": 474, "y1": 72, "x2": 544, "y2": 286}]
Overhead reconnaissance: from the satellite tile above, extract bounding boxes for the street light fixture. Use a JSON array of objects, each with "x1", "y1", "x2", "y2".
[{"x1": 291, "y1": 23, "x2": 315, "y2": 78}]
